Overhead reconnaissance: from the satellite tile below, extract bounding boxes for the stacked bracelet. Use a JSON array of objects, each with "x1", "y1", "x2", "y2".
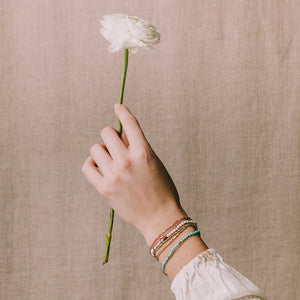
[
  {"x1": 161, "y1": 230, "x2": 201, "y2": 275},
  {"x1": 149, "y1": 217, "x2": 190, "y2": 257},
  {"x1": 149, "y1": 217, "x2": 198, "y2": 259},
  {"x1": 150, "y1": 219, "x2": 196, "y2": 258},
  {"x1": 155, "y1": 222, "x2": 198, "y2": 260}
]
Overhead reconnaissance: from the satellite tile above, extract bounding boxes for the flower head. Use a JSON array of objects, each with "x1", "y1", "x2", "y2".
[{"x1": 100, "y1": 13, "x2": 161, "y2": 54}]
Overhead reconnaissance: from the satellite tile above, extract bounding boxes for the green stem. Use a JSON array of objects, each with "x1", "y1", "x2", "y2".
[
  {"x1": 118, "y1": 48, "x2": 129, "y2": 132},
  {"x1": 103, "y1": 48, "x2": 129, "y2": 265}
]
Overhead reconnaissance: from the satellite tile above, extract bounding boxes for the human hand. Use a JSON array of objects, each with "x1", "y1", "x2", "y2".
[{"x1": 81, "y1": 103, "x2": 187, "y2": 246}]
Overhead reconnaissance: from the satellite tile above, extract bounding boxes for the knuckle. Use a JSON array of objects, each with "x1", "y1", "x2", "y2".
[
  {"x1": 109, "y1": 172, "x2": 120, "y2": 184},
  {"x1": 136, "y1": 146, "x2": 153, "y2": 162},
  {"x1": 101, "y1": 185, "x2": 112, "y2": 198},
  {"x1": 118, "y1": 158, "x2": 131, "y2": 170},
  {"x1": 98, "y1": 179, "x2": 113, "y2": 198},
  {"x1": 126, "y1": 115, "x2": 138, "y2": 125}
]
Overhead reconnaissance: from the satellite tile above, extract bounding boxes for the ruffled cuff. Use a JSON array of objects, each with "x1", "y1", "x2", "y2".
[{"x1": 170, "y1": 248, "x2": 268, "y2": 300}]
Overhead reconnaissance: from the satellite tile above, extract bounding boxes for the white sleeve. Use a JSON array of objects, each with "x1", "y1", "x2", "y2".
[{"x1": 170, "y1": 248, "x2": 267, "y2": 300}]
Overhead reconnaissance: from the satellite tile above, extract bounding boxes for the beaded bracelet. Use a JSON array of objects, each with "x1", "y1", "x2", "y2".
[
  {"x1": 150, "y1": 219, "x2": 197, "y2": 258},
  {"x1": 161, "y1": 230, "x2": 201, "y2": 275},
  {"x1": 155, "y1": 223, "x2": 198, "y2": 260},
  {"x1": 154, "y1": 223, "x2": 195, "y2": 259},
  {"x1": 149, "y1": 217, "x2": 190, "y2": 250},
  {"x1": 149, "y1": 217, "x2": 190, "y2": 256},
  {"x1": 150, "y1": 220, "x2": 197, "y2": 257}
]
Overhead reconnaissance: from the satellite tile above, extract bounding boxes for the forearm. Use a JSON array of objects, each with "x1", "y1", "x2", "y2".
[
  {"x1": 156, "y1": 226, "x2": 209, "y2": 282},
  {"x1": 142, "y1": 206, "x2": 209, "y2": 282}
]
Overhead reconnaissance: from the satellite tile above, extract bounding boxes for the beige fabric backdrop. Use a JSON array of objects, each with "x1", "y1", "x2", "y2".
[{"x1": 1, "y1": 1, "x2": 299, "y2": 299}]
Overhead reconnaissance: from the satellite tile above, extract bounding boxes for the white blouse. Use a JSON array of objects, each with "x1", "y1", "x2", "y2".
[{"x1": 170, "y1": 248, "x2": 268, "y2": 300}]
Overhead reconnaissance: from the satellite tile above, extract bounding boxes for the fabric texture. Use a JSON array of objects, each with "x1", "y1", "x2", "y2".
[
  {"x1": 1, "y1": 1, "x2": 299, "y2": 299},
  {"x1": 171, "y1": 249, "x2": 267, "y2": 300}
]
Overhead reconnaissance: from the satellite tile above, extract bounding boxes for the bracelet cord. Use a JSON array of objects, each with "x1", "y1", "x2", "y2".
[
  {"x1": 155, "y1": 223, "x2": 198, "y2": 260},
  {"x1": 161, "y1": 230, "x2": 201, "y2": 276},
  {"x1": 150, "y1": 219, "x2": 197, "y2": 257},
  {"x1": 149, "y1": 217, "x2": 191, "y2": 255}
]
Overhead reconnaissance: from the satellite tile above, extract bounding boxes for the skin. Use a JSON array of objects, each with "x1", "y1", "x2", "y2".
[{"x1": 81, "y1": 103, "x2": 208, "y2": 282}]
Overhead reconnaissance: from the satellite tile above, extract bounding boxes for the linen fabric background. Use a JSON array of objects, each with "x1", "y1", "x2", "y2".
[{"x1": 1, "y1": 1, "x2": 299, "y2": 299}]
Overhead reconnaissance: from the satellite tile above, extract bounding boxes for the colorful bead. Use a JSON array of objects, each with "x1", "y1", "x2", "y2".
[
  {"x1": 150, "y1": 219, "x2": 197, "y2": 258},
  {"x1": 161, "y1": 230, "x2": 200, "y2": 275}
]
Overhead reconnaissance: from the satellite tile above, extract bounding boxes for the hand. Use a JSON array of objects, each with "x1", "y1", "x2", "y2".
[{"x1": 81, "y1": 103, "x2": 188, "y2": 246}]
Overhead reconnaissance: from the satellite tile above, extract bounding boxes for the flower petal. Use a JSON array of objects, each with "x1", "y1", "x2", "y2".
[{"x1": 100, "y1": 14, "x2": 161, "y2": 53}]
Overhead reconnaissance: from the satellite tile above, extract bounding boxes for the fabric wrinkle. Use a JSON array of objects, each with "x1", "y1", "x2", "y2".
[{"x1": 171, "y1": 248, "x2": 267, "y2": 300}]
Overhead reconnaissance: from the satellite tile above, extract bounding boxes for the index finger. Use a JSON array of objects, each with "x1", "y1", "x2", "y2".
[{"x1": 114, "y1": 103, "x2": 148, "y2": 148}]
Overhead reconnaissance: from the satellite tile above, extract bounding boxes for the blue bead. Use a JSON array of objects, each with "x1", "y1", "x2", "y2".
[{"x1": 161, "y1": 230, "x2": 200, "y2": 274}]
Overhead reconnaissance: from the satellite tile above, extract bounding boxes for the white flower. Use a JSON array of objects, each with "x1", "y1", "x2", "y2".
[{"x1": 100, "y1": 13, "x2": 161, "y2": 54}]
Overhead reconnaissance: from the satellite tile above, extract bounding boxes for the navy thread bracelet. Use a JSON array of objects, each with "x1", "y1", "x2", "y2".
[{"x1": 161, "y1": 229, "x2": 200, "y2": 275}]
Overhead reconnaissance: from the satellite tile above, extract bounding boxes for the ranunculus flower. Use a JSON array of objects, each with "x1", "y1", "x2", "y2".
[
  {"x1": 99, "y1": 14, "x2": 160, "y2": 265},
  {"x1": 100, "y1": 13, "x2": 161, "y2": 53}
]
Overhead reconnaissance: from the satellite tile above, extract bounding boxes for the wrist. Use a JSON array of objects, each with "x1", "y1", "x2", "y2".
[{"x1": 140, "y1": 203, "x2": 188, "y2": 247}]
